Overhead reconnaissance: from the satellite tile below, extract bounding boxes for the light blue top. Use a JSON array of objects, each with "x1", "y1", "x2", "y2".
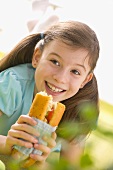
[
  {"x1": 0, "y1": 63, "x2": 35, "y2": 136},
  {"x1": 0, "y1": 63, "x2": 61, "y2": 152}
]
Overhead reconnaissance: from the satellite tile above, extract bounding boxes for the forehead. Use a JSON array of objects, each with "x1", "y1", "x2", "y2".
[{"x1": 44, "y1": 40, "x2": 90, "y2": 63}]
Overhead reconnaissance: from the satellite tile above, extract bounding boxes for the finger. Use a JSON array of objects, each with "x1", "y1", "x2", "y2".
[
  {"x1": 51, "y1": 132, "x2": 57, "y2": 140},
  {"x1": 17, "y1": 115, "x2": 37, "y2": 126},
  {"x1": 11, "y1": 123, "x2": 40, "y2": 137},
  {"x1": 42, "y1": 135, "x2": 56, "y2": 149},
  {"x1": 30, "y1": 153, "x2": 45, "y2": 162},
  {"x1": 6, "y1": 136, "x2": 33, "y2": 149},
  {"x1": 34, "y1": 144, "x2": 51, "y2": 155},
  {"x1": 8, "y1": 129, "x2": 38, "y2": 144},
  {"x1": 30, "y1": 144, "x2": 51, "y2": 161}
]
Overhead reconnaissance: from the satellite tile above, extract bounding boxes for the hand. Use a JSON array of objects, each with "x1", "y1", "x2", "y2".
[
  {"x1": 29, "y1": 132, "x2": 57, "y2": 169},
  {"x1": 30, "y1": 132, "x2": 56, "y2": 161},
  {"x1": 5, "y1": 114, "x2": 57, "y2": 168},
  {"x1": 5, "y1": 115, "x2": 40, "y2": 154}
]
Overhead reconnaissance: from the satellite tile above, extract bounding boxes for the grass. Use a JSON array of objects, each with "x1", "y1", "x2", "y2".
[{"x1": 85, "y1": 100, "x2": 113, "y2": 169}]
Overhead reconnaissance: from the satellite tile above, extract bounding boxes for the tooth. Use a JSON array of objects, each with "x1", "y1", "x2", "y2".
[{"x1": 47, "y1": 83, "x2": 62, "y2": 92}]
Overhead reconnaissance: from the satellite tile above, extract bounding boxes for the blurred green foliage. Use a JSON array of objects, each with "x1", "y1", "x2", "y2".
[
  {"x1": 1, "y1": 100, "x2": 113, "y2": 170},
  {"x1": 0, "y1": 160, "x2": 5, "y2": 170}
]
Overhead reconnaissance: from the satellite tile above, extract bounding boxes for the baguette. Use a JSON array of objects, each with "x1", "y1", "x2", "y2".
[{"x1": 11, "y1": 91, "x2": 65, "y2": 168}]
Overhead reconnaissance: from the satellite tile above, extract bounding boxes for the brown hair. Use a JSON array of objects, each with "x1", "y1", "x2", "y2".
[
  {"x1": 57, "y1": 75, "x2": 99, "y2": 142},
  {"x1": 0, "y1": 21, "x2": 100, "y2": 141}
]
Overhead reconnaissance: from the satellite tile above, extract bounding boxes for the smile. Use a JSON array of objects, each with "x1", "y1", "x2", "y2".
[{"x1": 47, "y1": 82, "x2": 64, "y2": 92}]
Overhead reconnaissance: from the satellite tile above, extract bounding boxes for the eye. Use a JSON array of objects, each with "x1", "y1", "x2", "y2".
[
  {"x1": 71, "y1": 69, "x2": 80, "y2": 75},
  {"x1": 50, "y1": 59, "x2": 60, "y2": 66}
]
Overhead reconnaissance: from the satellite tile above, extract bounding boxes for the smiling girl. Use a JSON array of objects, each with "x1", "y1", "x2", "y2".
[{"x1": 0, "y1": 20, "x2": 100, "y2": 169}]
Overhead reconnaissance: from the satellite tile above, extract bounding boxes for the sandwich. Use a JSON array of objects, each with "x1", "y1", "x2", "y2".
[{"x1": 11, "y1": 91, "x2": 65, "y2": 168}]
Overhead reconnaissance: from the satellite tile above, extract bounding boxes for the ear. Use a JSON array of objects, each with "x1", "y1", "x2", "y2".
[
  {"x1": 32, "y1": 48, "x2": 41, "y2": 68},
  {"x1": 80, "y1": 72, "x2": 93, "y2": 88}
]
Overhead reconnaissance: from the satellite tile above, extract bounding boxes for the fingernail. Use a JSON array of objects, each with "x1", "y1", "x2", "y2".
[
  {"x1": 34, "y1": 139, "x2": 38, "y2": 143},
  {"x1": 33, "y1": 120, "x2": 37, "y2": 125}
]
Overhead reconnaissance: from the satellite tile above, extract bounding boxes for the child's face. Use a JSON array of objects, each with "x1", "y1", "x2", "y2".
[{"x1": 32, "y1": 40, "x2": 93, "y2": 102}]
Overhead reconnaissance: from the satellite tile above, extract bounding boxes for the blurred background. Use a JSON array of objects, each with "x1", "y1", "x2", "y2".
[{"x1": 0, "y1": 0, "x2": 113, "y2": 169}]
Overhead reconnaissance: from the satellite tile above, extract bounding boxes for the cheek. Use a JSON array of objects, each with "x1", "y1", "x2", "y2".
[
  {"x1": 34, "y1": 68, "x2": 45, "y2": 91},
  {"x1": 70, "y1": 79, "x2": 83, "y2": 93},
  {"x1": 34, "y1": 65, "x2": 51, "y2": 80},
  {"x1": 34, "y1": 67, "x2": 43, "y2": 85}
]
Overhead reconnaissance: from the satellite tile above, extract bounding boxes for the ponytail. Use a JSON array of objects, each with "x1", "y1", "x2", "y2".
[{"x1": 0, "y1": 33, "x2": 45, "y2": 72}]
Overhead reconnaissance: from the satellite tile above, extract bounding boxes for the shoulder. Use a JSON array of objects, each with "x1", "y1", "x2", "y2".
[
  {"x1": 9, "y1": 63, "x2": 35, "y2": 80},
  {"x1": 0, "y1": 64, "x2": 35, "y2": 116},
  {"x1": 0, "y1": 64, "x2": 33, "y2": 90},
  {"x1": 0, "y1": 66, "x2": 23, "y2": 116}
]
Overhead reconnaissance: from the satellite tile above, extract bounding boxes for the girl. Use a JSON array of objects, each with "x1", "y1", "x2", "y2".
[{"x1": 0, "y1": 20, "x2": 100, "y2": 169}]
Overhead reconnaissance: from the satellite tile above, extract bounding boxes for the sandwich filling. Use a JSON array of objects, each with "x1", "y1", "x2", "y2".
[{"x1": 39, "y1": 91, "x2": 57, "y2": 123}]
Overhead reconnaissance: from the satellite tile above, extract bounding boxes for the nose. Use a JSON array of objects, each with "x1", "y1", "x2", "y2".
[{"x1": 53, "y1": 70, "x2": 68, "y2": 84}]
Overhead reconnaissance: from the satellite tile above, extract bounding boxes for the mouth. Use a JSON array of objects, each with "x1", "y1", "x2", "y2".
[{"x1": 45, "y1": 81, "x2": 65, "y2": 93}]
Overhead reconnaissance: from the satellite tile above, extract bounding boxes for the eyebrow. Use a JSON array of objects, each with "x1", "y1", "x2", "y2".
[
  {"x1": 50, "y1": 52, "x2": 61, "y2": 58},
  {"x1": 50, "y1": 52, "x2": 86, "y2": 71},
  {"x1": 76, "y1": 64, "x2": 86, "y2": 71}
]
